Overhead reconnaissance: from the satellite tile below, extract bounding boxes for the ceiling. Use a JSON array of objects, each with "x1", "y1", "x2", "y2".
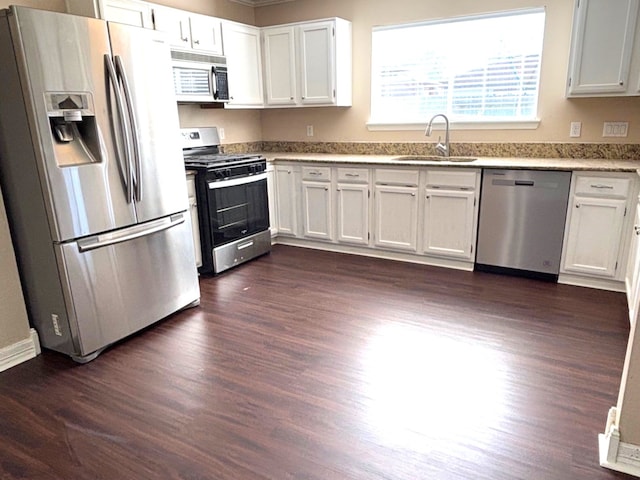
[{"x1": 228, "y1": 0, "x2": 296, "y2": 6}]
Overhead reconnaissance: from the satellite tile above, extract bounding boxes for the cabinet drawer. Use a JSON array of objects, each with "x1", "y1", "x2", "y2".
[
  {"x1": 575, "y1": 175, "x2": 630, "y2": 198},
  {"x1": 375, "y1": 169, "x2": 419, "y2": 186},
  {"x1": 426, "y1": 169, "x2": 478, "y2": 189},
  {"x1": 302, "y1": 166, "x2": 331, "y2": 181},
  {"x1": 337, "y1": 167, "x2": 369, "y2": 183}
]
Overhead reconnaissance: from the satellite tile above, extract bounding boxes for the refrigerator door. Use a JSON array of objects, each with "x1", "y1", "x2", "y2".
[
  {"x1": 11, "y1": 7, "x2": 137, "y2": 242},
  {"x1": 56, "y1": 213, "x2": 200, "y2": 358},
  {"x1": 108, "y1": 22, "x2": 189, "y2": 223}
]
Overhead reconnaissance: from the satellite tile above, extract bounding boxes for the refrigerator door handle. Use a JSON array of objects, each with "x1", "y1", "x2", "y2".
[
  {"x1": 104, "y1": 54, "x2": 133, "y2": 203},
  {"x1": 114, "y1": 55, "x2": 142, "y2": 203},
  {"x1": 77, "y1": 213, "x2": 186, "y2": 252}
]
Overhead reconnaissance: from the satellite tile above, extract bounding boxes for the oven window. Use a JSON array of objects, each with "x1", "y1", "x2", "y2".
[{"x1": 208, "y1": 178, "x2": 269, "y2": 246}]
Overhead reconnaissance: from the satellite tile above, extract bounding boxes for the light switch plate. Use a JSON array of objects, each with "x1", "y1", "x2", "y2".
[
  {"x1": 306, "y1": 125, "x2": 314, "y2": 137},
  {"x1": 570, "y1": 121, "x2": 581, "y2": 137},
  {"x1": 603, "y1": 122, "x2": 628, "y2": 137}
]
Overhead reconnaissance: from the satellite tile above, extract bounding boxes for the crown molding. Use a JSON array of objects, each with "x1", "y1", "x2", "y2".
[{"x1": 228, "y1": 0, "x2": 296, "y2": 6}]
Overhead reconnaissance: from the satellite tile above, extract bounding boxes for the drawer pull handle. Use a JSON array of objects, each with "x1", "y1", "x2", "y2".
[
  {"x1": 309, "y1": 171, "x2": 321, "y2": 176},
  {"x1": 590, "y1": 184, "x2": 614, "y2": 189},
  {"x1": 345, "y1": 173, "x2": 360, "y2": 177}
]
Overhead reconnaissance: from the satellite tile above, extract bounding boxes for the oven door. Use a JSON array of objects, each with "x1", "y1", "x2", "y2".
[{"x1": 207, "y1": 173, "x2": 269, "y2": 247}]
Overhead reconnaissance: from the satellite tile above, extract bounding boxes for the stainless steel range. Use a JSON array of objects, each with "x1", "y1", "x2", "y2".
[{"x1": 182, "y1": 127, "x2": 271, "y2": 274}]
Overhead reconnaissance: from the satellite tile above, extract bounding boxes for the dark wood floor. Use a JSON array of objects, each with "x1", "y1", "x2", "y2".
[{"x1": 0, "y1": 245, "x2": 635, "y2": 479}]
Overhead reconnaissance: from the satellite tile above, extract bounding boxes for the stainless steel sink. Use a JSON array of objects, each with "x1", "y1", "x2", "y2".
[{"x1": 392, "y1": 155, "x2": 477, "y2": 162}]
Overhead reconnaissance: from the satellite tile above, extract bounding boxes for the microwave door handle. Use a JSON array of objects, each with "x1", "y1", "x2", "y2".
[
  {"x1": 115, "y1": 55, "x2": 142, "y2": 202},
  {"x1": 104, "y1": 54, "x2": 133, "y2": 203},
  {"x1": 211, "y1": 66, "x2": 218, "y2": 100}
]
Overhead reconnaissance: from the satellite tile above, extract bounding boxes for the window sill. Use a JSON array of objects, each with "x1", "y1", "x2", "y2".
[{"x1": 366, "y1": 119, "x2": 541, "y2": 131}]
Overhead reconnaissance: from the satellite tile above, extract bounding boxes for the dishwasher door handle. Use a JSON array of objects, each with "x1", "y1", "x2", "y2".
[{"x1": 514, "y1": 180, "x2": 535, "y2": 186}]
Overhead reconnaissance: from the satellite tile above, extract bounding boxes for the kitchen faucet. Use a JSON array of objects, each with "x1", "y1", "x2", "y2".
[{"x1": 425, "y1": 113, "x2": 450, "y2": 157}]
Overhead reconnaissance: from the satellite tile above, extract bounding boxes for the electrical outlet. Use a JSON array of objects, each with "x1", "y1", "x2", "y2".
[
  {"x1": 603, "y1": 121, "x2": 628, "y2": 137},
  {"x1": 219, "y1": 127, "x2": 225, "y2": 140},
  {"x1": 570, "y1": 121, "x2": 581, "y2": 138},
  {"x1": 306, "y1": 125, "x2": 314, "y2": 137}
]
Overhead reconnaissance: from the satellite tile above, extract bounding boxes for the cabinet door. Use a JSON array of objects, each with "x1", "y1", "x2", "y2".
[
  {"x1": 275, "y1": 166, "x2": 298, "y2": 236},
  {"x1": 66, "y1": 0, "x2": 152, "y2": 28},
  {"x1": 152, "y1": 6, "x2": 192, "y2": 50},
  {"x1": 266, "y1": 166, "x2": 277, "y2": 237},
  {"x1": 336, "y1": 183, "x2": 369, "y2": 245},
  {"x1": 105, "y1": 0, "x2": 153, "y2": 28},
  {"x1": 563, "y1": 196, "x2": 627, "y2": 277},
  {"x1": 298, "y1": 21, "x2": 335, "y2": 105},
  {"x1": 223, "y1": 22, "x2": 264, "y2": 106},
  {"x1": 423, "y1": 189, "x2": 475, "y2": 260},
  {"x1": 626, "y1": 201, "x2": 640, "y2": 323},
  {"x1": 263, "y1": 26, "x2": 297, "y2": 105},
  {"x1": 374, "y1": 185, "x2": 418, "y2": 252},
  {"x1": 302, "y1": 181, "x2": 332, "y2": 240},
  {"x1": 186, "y1": 175, "x2": 202, "y2": 268},
  {"x1": 189, "y1": 14, "x2": 223, "y2": 54},
  {"x1": 568, "y1": 0, "x2": 640, "y2": 95}
]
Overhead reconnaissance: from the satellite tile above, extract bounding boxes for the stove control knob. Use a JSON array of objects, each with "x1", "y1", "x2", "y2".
[
  {"x1": 225, "y1": 169, "x2": 232, "y2": 177},
  {"x1": 214, "y1": 170, "x2": 224, "y2": 179}
]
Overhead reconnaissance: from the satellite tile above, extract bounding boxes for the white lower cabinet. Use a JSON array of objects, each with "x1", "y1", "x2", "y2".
[
  {"x1": 561, "y1": 172, "x2": 636, "y2": 282},
  {"x1": 336, "y1": 183, "x2": 369, "y2": 245},
  {"x1": 302, "y1": 181, "x2": 332, "y2": 240},
  {"x1": 374, "y1": 184, "x2": 418, "y2": 252},
  {"x1": 275, "y1": 164, "x2": 299, "y2": 236},
  {"x1": 266, "y1": 163, "x2": 277, "y2": 237},
  {"x1": 336, "y1": 167, "x2": 370, "y2": 246},
  {"x1": 186, "y1": 172, "x2": 202, "y2": 268},
  {"x1": 422, "y1": 169, "x2": 479, "y2": 261},
  {"x1": 625, "y1": 197, "x2": 640, "y2": 324},
  {"x1": 563, "y1": 197, "x2": 627, "y2": 277},
  {"x1": 423, "y1": 189, "x2": 476, "y2": 260}
]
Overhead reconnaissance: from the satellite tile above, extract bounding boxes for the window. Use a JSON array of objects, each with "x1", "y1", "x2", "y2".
[{"x1": 370, "y1": 9, "x2": 545, "y2": 127}]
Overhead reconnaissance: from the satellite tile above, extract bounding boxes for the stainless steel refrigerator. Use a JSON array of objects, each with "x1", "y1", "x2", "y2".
[{"x1": 0, "y1": 6, "x2": 200, "y2": 362}]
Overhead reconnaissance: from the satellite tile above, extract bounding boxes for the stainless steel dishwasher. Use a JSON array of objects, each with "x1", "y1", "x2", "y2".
[{"x1": 475, "y1": 169, "x2": 571, "y2": 281}]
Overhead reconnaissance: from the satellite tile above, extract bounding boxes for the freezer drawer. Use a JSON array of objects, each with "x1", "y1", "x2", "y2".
[{"x1": 55, "y1": 213, "x2": 199, "y2": 359}]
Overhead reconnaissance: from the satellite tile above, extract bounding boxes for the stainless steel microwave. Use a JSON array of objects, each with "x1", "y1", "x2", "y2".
[{"x1": 170, "y1": 50, "x2": 229, "y2": 103}]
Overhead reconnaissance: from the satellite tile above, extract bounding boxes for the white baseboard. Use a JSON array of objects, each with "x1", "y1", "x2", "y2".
[
  {"x1": 0, "y1": 328, "x2": 40, "y2": 373},
  {"x1": 599, "y1": 407, "x2": 640, "y2": 477},
  {"x1": 273, "y1": 236, "x2": 475, "y2": 272},
  {"x1": 558, "y1": 273, "x2": 625, "y2": 292}
]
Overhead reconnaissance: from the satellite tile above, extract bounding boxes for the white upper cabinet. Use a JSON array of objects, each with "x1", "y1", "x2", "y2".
[
  {"x1": 262, "y1": 18, "x2": 352, "y2": 107},
  {"x1": 66, "y1": 0, "x2": 153, "y2": 28},
  {"x1": 153, "y1": 5, "x2": 223, "y2": 55},
  {"x1": 298, "y1": 21, "x2": 334, "y2": 105},
  {"x1": 263, "y1": 26, "x2": 297, "y2": 105},
  {"x1": 567, "y1": 0, "x2": 640, "y2": 96},
  {"x1": 222, "y1": 22, "x2": 264, "y2": 108}
]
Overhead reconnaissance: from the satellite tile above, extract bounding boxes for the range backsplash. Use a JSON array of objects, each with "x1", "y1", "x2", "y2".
[{"x1": 223, "y1": 141, "x2": 640, "y2": 160}]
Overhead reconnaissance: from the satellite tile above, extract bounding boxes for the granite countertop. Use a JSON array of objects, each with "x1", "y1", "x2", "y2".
[{"x1": 261, "y1": 152, "x2": 640, "y2": 172}]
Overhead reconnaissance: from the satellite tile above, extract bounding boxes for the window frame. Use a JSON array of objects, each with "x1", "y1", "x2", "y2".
[{"x1": 367, "y1": 8, "x2": 546, "y2": 131}]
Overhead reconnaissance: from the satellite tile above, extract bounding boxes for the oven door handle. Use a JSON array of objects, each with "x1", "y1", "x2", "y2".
[{"x1": 208, "y1": 172, "x2": 267, "y2": 189}]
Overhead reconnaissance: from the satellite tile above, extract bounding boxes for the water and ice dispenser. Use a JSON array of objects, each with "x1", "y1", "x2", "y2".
[{"x1": 46, "y1": 92, "x2": 102, "y2": 166}]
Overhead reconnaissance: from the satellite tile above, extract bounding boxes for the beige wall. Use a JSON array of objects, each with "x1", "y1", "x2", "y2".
[
  {"x1": 256, "y1": 0, "x2": 640, "y2": 144},
  {"x1": 0, "y1": 186, "x2": 30, "y2": 350}
]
